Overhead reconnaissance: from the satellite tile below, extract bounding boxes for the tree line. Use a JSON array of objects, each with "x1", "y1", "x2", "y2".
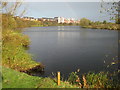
[{"x1": 79, "y1": 18, "x2": 120, "y2": 30}]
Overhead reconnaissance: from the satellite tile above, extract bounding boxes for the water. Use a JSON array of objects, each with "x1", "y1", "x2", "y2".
[{"x1": 23, "y1": 26, "x2": 118, "y2": 78}]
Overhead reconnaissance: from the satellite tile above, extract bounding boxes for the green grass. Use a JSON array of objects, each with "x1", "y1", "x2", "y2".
[
  {"x1": 2, "y1": 66, "x2": 41, "y2": 88},
  {"x1": 2, "y1": 30, "x2": 43, "y2": 71},
  {"x1": 2, "y1": 66, "x2": 78, "y2": 88}
]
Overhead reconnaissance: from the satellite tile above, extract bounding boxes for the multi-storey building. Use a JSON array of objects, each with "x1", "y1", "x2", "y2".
[
  {"x1": 54, "y1": 17, "x2": 65, "y2": 23},
  {"x1": 22, "y1": 16, "x2": 79, "y2": 23}
]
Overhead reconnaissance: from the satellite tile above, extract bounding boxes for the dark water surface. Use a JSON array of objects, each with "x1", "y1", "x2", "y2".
[{"x1": 23, "y1": 26, "x2": 118, "y2": 78}]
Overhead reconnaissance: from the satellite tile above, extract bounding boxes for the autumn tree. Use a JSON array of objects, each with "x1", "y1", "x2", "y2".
[
  {"x1": 0, "y1": 0, "x2": 26, "y2": 29},
  {"x1": 0, "y1": 0, "x2": 26, "y2": 16},
  {"x1": 100, "y1": 0, "x2": 120, "y2": 24}
]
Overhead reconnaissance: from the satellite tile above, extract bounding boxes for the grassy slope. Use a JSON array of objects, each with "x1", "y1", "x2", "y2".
[
  {"x1": 2, "y1": 67, "x2": 77, "y2": 88},
  {"x1": 2, "y1": 30, "x2": 43, "y2": 72}
]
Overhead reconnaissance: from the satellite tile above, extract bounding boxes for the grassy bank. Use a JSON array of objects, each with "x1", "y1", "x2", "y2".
[
  {"x1": 2, "y1": 29, "x2": 44, "y2": 72},
  {"x1": 2, "y1": 66, "x2": 77, "y2": 88},
  {"x1": 2, "y1": 14, "x2": 44, "y2": 72},
  {"x1": 2, "y1": 66, "x2": 120, "y2": 88},
  {"x1": 81, "y1": 23, "x2": 119, "y2": 30}
]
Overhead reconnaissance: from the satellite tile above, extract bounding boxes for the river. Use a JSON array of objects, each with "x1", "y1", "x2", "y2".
[{"x1": 23, "y1": 26, "x2": 118, "y2": 78}]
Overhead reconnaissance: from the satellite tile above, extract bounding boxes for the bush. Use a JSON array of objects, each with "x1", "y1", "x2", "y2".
[
  {"x1": 85, "y1": 72, "x2": 111, "y2": 88},
  {"x1": 68, "y1": 69, "x2": 81, "y2": 86},
  {"x1": 68, "y1": 72, "x2": 79, "y2": 85},
  {"x1": 2, "y1": 14, "x2": 17, "y2": 29},
  {"x1": 80, "y1": 18, "x2": 91, "y2": 26},
  {"x1": 67, "y1": 71, "x2": 117, "y2": 88},
  {"x1": 103, "y1": 20, "x2": 107, "y2": 24},
  {"x1": 2, "y1": 30, "x2": 30, "y2": 46},
  {"x1": 2, "y1": 30, "x2": 41, "y2": 71}
]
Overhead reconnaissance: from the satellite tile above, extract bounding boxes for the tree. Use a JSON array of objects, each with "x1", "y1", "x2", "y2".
[
  {"x1": 80, "y1": 18, "x2": 91, "y2": 26},
  {"x1": 103, "y1": 20, "x2": 107, "y2": 24},
  {"x1": 0, "y1": 0, "x2": 27, "y2": 29},
  {"x1": 117, "y1": 1, "x2": 120, "y2": 24},
  {"x1": 0, "y1": 1, "x2": 26, "y2": 17},
  {"x1": 100, "y1": 0, "x2": 120, "y2": 24},
  {"x1": 2, "y1": 14, "x2": 17, "y2": 29}
]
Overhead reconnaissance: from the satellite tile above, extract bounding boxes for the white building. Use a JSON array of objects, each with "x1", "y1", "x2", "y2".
[{"x1": 54, "y1": 17, "x2": 65, "y2": 23}]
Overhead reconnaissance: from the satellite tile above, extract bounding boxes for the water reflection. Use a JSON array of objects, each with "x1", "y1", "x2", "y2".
[
  {"x1": 57, "y1": 26, "x2": 65, "y2": 31},
  {"x1": 23, "y1": 26, "x2": 118, "y2": 77},
  {"x1": 58, "y1": 32, "x2": 65, "y2": 39}
]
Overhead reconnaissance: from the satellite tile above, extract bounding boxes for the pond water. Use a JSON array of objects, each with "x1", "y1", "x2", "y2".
[{"x1": 23, "y1": 26, "x2": 118, "y2": 78}]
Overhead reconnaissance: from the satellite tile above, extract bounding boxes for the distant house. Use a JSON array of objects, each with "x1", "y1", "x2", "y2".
[
  {"x1": 38, "y1": 18, "x2": 45, "y2": 21},
  {"x1": 22, "y1": 17, "x2": 38, "y2": 21},
  {"x1": 22, "y1": 17, "x2": 30, "y2": 20},
  {"x1": 75, "y1": 20, "x2": 80, "y2": 23},
  {"x1": 34, "y1": 18, "x2": 38, "y2": 21},
  {"x1": 54, "y1": 17, "x2": 79, "y2": 24},
  {"x1": 38, "y1": 17, "x2": 55, "y2": 22},
  {"x1": 24, "y1": 16, "x2": 80, "y2": 23},
  {"x1": 14, "y1": 16, "x2": 20, "y2": 19},
  {"x1": 54, "y1": 17, "x2": 65, "y2": 23}
]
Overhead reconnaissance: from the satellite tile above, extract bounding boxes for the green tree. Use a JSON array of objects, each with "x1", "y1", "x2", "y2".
[
  {"x1": 80, "y1": 18, "x2": 91, "y2": 26},
  {"x1": 103, "y1": 20, "x2": 107, "y2": 24}
]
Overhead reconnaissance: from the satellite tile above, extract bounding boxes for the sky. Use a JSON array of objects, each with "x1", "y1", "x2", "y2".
[
  {"x1": 4, "y1": 0, "x2": 102, "y2": 2},
  {"x1": 4, "y1": 0, "x2": 119, "y2": 2},
  {"x1": 18, "y1": 2, "x2": 113, "y2": 22}
]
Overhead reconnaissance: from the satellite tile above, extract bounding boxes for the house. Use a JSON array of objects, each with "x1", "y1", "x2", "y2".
[
  {"x1": 54, "y1": 17, "x2": 65, "y2": 23},
  {"x1": 22, "y1": 17, "x2": 38, "y2": 21}
]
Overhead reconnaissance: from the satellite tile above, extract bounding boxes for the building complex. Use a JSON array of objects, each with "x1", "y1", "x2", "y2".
[{"x1": 16, "y1": 16, "x2": 80, "y2": 24}]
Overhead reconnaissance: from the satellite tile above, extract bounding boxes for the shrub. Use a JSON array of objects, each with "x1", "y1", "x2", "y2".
[
  {"x1": 2, "y1": 30, "x2": 30, "y2": 47},
  {"x1": 2, "y1": 30, "x2": 41, "y2": 71},
  {"x1": 67, "y1": 71, "x2": 116, "y2": 88},
  {"x1": 80, "y1": 18, "x2": 91, "y2": 26},
  {"x1": 2, "y1": 14, "x2": 17, "y2": 29},
  {"x1": 68, "y1": 69, "x2": 81, "y2": 86},
  {"x1": 85, "y1": 72, "x2": 111, "y2": 88},
  {"x1": 103, "y1": 20, "x2": 107, "y2": 24}
]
